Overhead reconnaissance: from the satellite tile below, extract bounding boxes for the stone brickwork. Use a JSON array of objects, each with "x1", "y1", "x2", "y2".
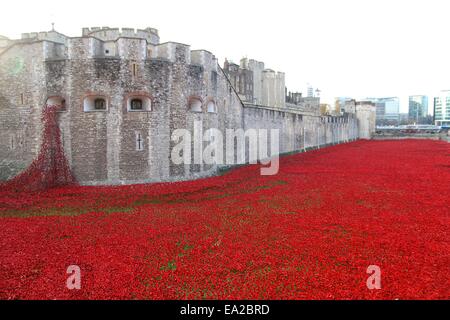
[
  {"x1": 356, "y1": 102, "x2": 377, "y2": 139},
  {"x1": 0, "y1": 26, "x2": 364, "y2": 185},
  {"x1": 243, "y1": 105, "x2": 358, "y2": 154}
]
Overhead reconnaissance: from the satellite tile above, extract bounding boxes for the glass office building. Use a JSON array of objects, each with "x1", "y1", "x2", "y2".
[
  {"x1": 409, "y1": 95, "x2": 428, "y2": 123},
  {"x1": 434, "y1": 90, "x2": 450, "y2": 127},
  {"x1": 367, "y1": 97, "x2": 400, "y2": 125}
]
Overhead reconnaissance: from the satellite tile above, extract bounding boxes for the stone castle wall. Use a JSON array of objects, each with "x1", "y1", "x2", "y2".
[
  {"x1": 243, "y1": 105, "x2": 358, "y2": 154},
  {"x1": 0, "y1": 42, "x2": 48, "y2": 180},
  {"x1": 0, "y1": 28, "x2": 362, "y2": 185},
  {"x1": 355, "y1": 102, "x2": 376, "y2": 140}
]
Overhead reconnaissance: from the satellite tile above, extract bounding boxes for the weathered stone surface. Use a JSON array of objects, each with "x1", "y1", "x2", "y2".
[{"x1": 0, "y1": 27, "x2": 364, "y2": 185}]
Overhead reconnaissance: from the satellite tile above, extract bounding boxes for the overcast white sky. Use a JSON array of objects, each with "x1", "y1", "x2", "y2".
[{"x1": 1, "y1": 0, "x2": 449, "y2": 113}]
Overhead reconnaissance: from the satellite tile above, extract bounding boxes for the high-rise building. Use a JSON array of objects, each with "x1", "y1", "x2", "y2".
[
  {"x1": 366, "y1": 97, "x2": 400, "y2": 125},
  {"x1": 375, "y1": 101, "x2": 386, "y2": 120},
  {"x1": 434, "y1": 90, "x2": 450, "y2": 127},
  {"x1": 307, "y1": 84, "x2": 314, "y2": 98},
  {"x1": 408, "y1": 95, "x2": 428, "y2": 123}
]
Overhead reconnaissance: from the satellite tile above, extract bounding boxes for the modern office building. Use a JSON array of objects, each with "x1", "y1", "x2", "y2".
[
  {"x1": 307, "y1": 84, "x2": 314, "y2": 98},
  {"x1": 367, "y1": 97, "x2": 400, "y2": 125},
  {"x1": 408, "y1": 95, "x2": 428, "y2": 123},
  {"x1": 434, "y1": 90, "x2": 450, "y2": 127}
]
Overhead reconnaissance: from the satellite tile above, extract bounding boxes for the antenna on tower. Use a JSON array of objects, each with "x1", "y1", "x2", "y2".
[{"x1": 51, "y1": 22, "x2": 55, "y2": 31}]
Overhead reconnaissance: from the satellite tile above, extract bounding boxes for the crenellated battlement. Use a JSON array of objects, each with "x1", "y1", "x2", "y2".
[
  {"x1": 191, "y1": 50, "x2": 218, "y2": 72},
  {"x1": 21, "y1": 31, "x2": 67, "y2": 44},
  {"x1": 262, "y1": 69, "x2": 285, "y2": 78},
  {"x1": 4, "y1": 27, "x2": 219, "y2": 70},
  {"x1": 81, "y1": 27, "x2": 159, "y2": 45},
  {"x1": 62, "y1": 37, "x2": 217, "y2": 70}
]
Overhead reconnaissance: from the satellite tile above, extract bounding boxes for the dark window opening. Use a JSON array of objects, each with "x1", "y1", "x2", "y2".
[
  {"x1": 131, "y1": 98, "x2": 143, "y2": 110},
  {"x1": 94, "y1": 98, "x2": 106, "y2": 110},
  {"x1": 136, "y1": 132, "x2": 144, "y2": 151}
]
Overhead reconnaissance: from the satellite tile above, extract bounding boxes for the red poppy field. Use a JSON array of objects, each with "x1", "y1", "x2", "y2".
[{"x1": 0, "y1": 139, "x2": 449, "y2": 300}]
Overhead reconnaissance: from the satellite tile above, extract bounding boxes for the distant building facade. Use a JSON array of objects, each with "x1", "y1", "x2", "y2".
[
  {"x1": 224, "y1": 57, "x2": 320, "y2": 115},
  {"x1": 434, "y1": 90, "x2": 450, "y2": 127},
  {"x1": 367, "y1": 97, "x2": 400, "y2": 125},
  {"x1": 223, "y1": 58, "x2": 285, "y2": 109},
  {"x1": 343, "y1": 99, "x2": 357, "y2": 114},
  {"x1": 335, "y1": 97, "x2": 355, "y2": 114},
  {"x1": 285, "y1": 91, "x2": 320, "y2": 115},
  {"x1": 408, "y1": 95, "x2": 428, "y2": 124},
  {"x1": 223, "y1": 59, "x2": 254, "y2": 103},
  {"x1": 307, "y1": 84, "x2": 314, "y2": 98}
]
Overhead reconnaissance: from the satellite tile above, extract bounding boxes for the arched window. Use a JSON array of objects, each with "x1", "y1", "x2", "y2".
[
  {"x1": 130, "y1": 98, "x2": 143, "y2": 110},
  {"x1": 207, "y1": 100, "x2": 216, "y2": 113},
  {"x1": 83, "y1": 95, "x2": 108, "y2": 112},
  {"x1": 126, "y1": 95, "x2": 151, "y2": 112},
  {"x1": 188, "y1": 97, "x2": 202, "y2": 112},
  {"x1": 46, "y1": 96, "x2": 66, "y2": 111},
  {"x1": 94, "y1": 98, "x2": 106, "y2": 110}
]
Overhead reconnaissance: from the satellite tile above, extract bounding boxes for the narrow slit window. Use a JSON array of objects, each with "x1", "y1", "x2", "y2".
[
  {"x1": 10, "y1": 135, "x2": 15, "y2": 150},
  {"x1": 136, "y1": 132, "x2": 144, "y2": 151}
]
